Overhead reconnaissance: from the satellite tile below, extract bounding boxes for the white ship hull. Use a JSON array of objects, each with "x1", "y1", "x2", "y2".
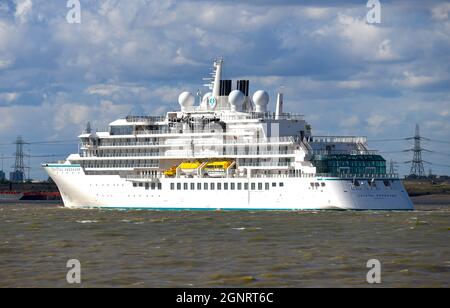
[{"x1": 44, "y1": 165, "x2": 414, "y2": 211}]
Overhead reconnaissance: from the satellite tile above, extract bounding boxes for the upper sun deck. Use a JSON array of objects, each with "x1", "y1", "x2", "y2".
[
  {"x1": 115, "y1": 110, "x2": 305, "y2": 125},
  {"x1": 79, "y1": 59, "x2": 308, "y2": 140},
  {"x1": 78, "y1": 111, "x2": 306, "y2": 140}
]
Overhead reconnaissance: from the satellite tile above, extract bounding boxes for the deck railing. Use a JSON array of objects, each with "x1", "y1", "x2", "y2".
[
  {"x1": 124, "y1": 172, "x2": 399, "y2": 180},
  {"x1": 310, "y1": 150, "x2": 378, "y2": 156},
  {"x1": 311, "y1": 136, "x2": 368, "y2": 144},
  {"x1": 80, "y1": 136, "x2": 296, "y2": 149}
]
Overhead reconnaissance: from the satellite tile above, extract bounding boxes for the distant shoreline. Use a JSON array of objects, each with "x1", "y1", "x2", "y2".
[{"x1": 403, "y1": 179, "x2": 450, "y2": 197}]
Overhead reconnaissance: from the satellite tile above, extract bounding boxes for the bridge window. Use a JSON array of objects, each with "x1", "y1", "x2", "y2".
[{"x1": 110, "y1": 125, "x2": 134, "y2": 135}]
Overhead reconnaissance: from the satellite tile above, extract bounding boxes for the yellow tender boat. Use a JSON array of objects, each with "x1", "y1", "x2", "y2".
[
  {"x1": 205, "y1": 161, "x2": 233, "y2": 170},
  {"x1": 163, "y1": 166, "x2": 177, "y2": 177},
  {"x1": 204, "y1": 161, "x2": 234, "y2": 177},
  {"x1": 179, "y1": 161, "x2": 203, "y2": 173}
]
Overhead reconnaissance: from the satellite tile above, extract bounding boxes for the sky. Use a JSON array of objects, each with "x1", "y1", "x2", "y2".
[{"x1": 0, "y1": 0, "x2": 449, "y2": 179}]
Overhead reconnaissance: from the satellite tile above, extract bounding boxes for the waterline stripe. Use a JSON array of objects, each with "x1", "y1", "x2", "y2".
[
  {"x1": 69, "y1": 206, "x2": 413, "y2": 212},
  {"x1": 44, "y1": 164, "x2": 81, "y2": 168}
]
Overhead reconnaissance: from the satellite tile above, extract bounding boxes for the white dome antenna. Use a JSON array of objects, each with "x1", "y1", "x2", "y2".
[
  {"x1": 253, "y1": 90, "x2": 269, "y2": 113},
  {"x1": 228, "y1": 90, "x2": 245, "y2": 112},
  {"x1": 178, "y1": 92, "x2": 195, "y2": 112}
]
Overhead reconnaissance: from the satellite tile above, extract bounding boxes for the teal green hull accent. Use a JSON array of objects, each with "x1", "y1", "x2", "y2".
[
  {"x1": 70, "y1": 206, "x2": 412, "y2": 212},
  {"x1": 44, "y1": 164, "x2": 81, "y2": 168}
]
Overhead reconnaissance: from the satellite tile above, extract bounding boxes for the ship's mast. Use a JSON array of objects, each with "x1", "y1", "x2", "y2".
[{"x1": 212, "y1": 59, "x2": 223, "y2": 99}]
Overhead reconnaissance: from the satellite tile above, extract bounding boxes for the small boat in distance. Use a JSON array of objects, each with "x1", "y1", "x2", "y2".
[{"x1": 0, "y1": 191, "x2": 23, "y2": 201}]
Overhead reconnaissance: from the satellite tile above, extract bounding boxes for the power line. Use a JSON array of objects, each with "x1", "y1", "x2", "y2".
[
  {"x1": 371, "y1": 137, "x2": 450, "y2": 144},
  {"x1": 422, "y1": 138, "x2": 450, "y2": 145},
  {"x1": 373, "y1": 126, "x2": 450, "y2": 175},
  {"x1": 402, "y1": 161, "x2": 450, "y2": 168},
  {"x1": 0, "y1": 154, "x2": 68, "y2": 160},
  {"x1": 0, "y1": 139, "x2": 78, "y2": 146},
  {"x1": 370, "y1": 138, "x2": 409, "y2": 142},
  {"x1": 427, "y1": 151, "x2": 450, "y2": 157},
  {"x1": 28, "y1": 140, "x2": 79, "y2": 145}
]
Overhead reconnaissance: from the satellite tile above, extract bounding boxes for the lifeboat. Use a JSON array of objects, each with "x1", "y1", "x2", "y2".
[
  {"x1": 204, "y1": 160, "x2": 234, "y2": 177},
  {"x1": 178, "y1": 161, "x2": 203, "y2": 174},
  {"x1": 163, "y1": 166, "x2": 177, "y2": 177}
]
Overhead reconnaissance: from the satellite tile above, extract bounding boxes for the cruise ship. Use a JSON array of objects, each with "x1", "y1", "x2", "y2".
[{"x1": 43, "y1": 59, "x2": 413, "y2": 210}]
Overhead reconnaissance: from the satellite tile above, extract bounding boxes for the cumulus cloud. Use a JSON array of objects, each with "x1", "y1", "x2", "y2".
[
  {"x1": 303, "y1": 7, "x2": 331, "y2": 19},
  {"x1": 336, "y1": 14, "x2": 399, "y2": 61},
  {"x1": 0, "y1": 0, "x2": 449, "y2": 177},
  {"x1": 0, "y1": 92, "x2": 20, "y2": 104},
  {"x1": 431, "y1": 3, "x2": 450, "y2": 21},
  {"x1": 0, "y1": 57, "x2": 14, "y2": 70},
  {"x1": 393, "y1": 71, "x2": 444, "y2": 89},
  {"x1": 14, "y1": 0, "x2": 33, "y2": 23}
]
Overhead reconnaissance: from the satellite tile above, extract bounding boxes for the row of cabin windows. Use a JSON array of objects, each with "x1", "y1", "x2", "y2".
[
  {"x1": 170, "y1": 182, "x2": 284, "y2": 191},
  {"x1": 133, "y1": 182, "x2": 162, "y2": 190},
  {"x1": 131, "y1": 182, "x2": 287, "y2": 191}
]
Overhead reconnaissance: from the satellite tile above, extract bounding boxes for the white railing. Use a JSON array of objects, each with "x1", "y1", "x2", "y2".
[
  {"x1": 125, "y1": 115, "x2": 166, "y2": 123},
  {"x1": 80, "y1": 148, "x2": 296, "y2": 159},
  {"x1": 81, "y1": 136, "x2": 296, "y2": 149},
  {"x1": 123, "y1": 171, "x2": 399, "y2": 180},
  {"x1": 311, "y1": 150, "x2": 378, "y2": 156},
  {"x1": 83, "y1": 164, "x2": 159, "y2": 169},
  {"x1": 238, "y1": 162, "x2": 292, "y2": 167},
  {"x1": 312, "y1": 136, "x2": 368, "y2": 144},
  {"x1": 314, "y1": 173, "x2": 399, "y2": 179}
]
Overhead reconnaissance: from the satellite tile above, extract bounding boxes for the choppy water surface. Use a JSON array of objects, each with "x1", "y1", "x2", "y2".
[{"x1": 0, "y1": 199, "x2": 449, "y2": 288}]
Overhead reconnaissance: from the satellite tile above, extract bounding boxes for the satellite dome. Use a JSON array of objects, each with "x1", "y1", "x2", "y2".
[
  {"x1": 228, "y1": 90, "x2": 245, "y2": 112},
  {"x1": 178, "y1": 92, "x2": 195, "y2": 111},
  {"x1": 253, "y1": 90, "x2": 269, "y2": 113}
]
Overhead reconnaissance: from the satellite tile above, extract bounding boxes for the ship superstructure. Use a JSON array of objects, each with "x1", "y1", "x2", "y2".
[{"x1": 43, "y1": 59, "x2": 413, "y2": 210}]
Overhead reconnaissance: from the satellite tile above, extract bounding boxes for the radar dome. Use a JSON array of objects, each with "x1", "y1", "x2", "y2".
[
  {"x1": 228, "y1": 90, "x2": 245, "y2": 112},
  {"x1": 178, "y1": 92, "x2": 195, "y2": 111},
  {"x1": 253, "y1": 90, "x2": 269, "y2": 113}
]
